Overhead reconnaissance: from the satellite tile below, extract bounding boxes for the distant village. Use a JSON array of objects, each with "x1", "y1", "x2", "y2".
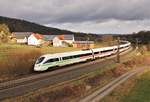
[{"x1": 11, "y1": 32, "x2": 95, "y2": 49}]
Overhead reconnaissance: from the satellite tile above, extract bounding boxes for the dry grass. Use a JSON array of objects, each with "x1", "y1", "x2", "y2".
[
  {"x1": 7, "y1": 63, "x2": 129, "y2": 102},
  {"x1": 1, "y1": 46, "x2": 139, "y2": 102},
  {"x1": 102, "y1": 77, "x2": 136, "y2": 102},
  {"x1": 101, "y1": 51, "x2": 150, "y2": 102},
  {"x1": 102, "y1": 67, "x2": 150, "y2": 102},
  {"x1": 0, "y1": 44, "x2": 78, "y2": 82},
  {"x1": 0, "y1": 41, "x2": 119, "y2": 82},
  {"x1": 2, "y1": 45, "x2": 150, "y2": 101},
  {"x1": 94, "y1": 41, "x2": 117, "y2": 48},
  {"x1": 27, "y1": 53, "x2": 150, "y2": 102},
  {"x1": 32, "y1": 84, "x2": 86, "y2": 102}
]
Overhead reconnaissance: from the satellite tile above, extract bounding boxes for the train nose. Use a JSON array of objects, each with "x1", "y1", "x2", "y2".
[{"x1": 34, "y1": 65, "x2": 41, "y2": 71}]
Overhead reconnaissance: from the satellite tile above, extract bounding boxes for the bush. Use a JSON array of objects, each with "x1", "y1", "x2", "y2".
[
  {"x1": 0, "y1": 50, "x2": 41, "y2": 77},
  {"x1": 111, "y1": 64, "x2": 126, "y2": 77}
]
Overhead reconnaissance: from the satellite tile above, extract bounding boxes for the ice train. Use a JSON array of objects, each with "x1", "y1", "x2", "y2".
[{"x1": 34, "y1": 41, "x2": 131, "y2": 71}]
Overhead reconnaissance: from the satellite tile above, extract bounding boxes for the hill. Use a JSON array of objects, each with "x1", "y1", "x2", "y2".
[
  {"x1": 0, "y1": 16, "x2": 75, "y2": 35},
  {"x1": 0, "y1": 16, "x2": 102, "y2": 41}
]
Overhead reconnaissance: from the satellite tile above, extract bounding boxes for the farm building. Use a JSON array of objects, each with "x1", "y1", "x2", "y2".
[
  {"x1": 43, "y1": 35, "x2": 56, "y2": 41},
  {"x1": 73, "y1": 41, "x2": 94, "y2": 49},
  {"x1": 13, "y1": 32, "x2": 32, "y2": 44},
  {"x1": 13, "y1": 32, "x2": 95, "y2": 48},
  {"x1": 53, "y1": 36, "x2": 64, "y2": 47},
  {"x1": 52, "y1": 34, "x2": 75, "y2": 47},
  {"x1": 28, "y1": 33, "x2": 44, "y2": 46}
]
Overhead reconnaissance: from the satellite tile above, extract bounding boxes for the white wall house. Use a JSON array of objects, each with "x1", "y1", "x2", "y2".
[
  {"x1": 28, "y1": 34, "x2": 43, "y2": 46},
  {"x1": 62, "y1": 34, "x2": 75, "y2": 44},
  {"x1": 53, "y1": 36, "x2": 64, "y2": 47},
  {"x1": 17, "y1": 37, "x2": 28, "y2": 43},
  {"x1": 52, "y1": 34, "x2": 75, "y2": 47},
  {"x1": 13, "y1": 32, "x2": 32, "y2": 44}
]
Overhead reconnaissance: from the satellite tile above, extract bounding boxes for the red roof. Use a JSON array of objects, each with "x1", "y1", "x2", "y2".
[
  {"x1": 33, "y1": 33, "x2": 43, "y2": 39},
  {"x1": 58, "y1": 35, "x2": 64, "y2": 40}
]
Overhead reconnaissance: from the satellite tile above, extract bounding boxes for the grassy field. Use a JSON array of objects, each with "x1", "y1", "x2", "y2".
[
  {"x1": 1, "y1": 45, "x2": 150, "y2": 101},
  {"x1": 94, "y1": 41, "x2": 118, "y2": 48},
  {"x1": 122, "y1": 71, "x2": 150, "y2": 102},
  {"x1": 101, "y1": 51, "x2": 150, "y2": 102},
  {"x1": 0, "y1": 42, "x2": 109, "y2": 82},
  {"x1": 102, "y1": 69, "x2": 150, "y2": 102},
  {"x1": 0, "y1": 44, "x2": 79, "y2": 82},
  {"x1": 2, "y1": 47, "x2": 142, "y2": 102}
]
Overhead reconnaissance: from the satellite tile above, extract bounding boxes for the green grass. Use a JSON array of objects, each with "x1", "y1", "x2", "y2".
[{"x1": 122, "y1": 71, "x2": 150, "y2": 102}]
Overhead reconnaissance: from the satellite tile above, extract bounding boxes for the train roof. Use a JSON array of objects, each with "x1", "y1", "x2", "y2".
[
  {"x1": 41, "y1": 46, "x2": 115, "y2": 59},
  {"x1": 40, "y1": 41, "x2": 131, "y2": 59},
  {"x1": 41, "y1": 50, "x2": 92, "y2": 59}
]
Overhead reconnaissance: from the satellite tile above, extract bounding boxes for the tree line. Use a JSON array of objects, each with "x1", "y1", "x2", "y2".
[{"x1": 116, "y1": 31, "x2": 150, "y2": 45}]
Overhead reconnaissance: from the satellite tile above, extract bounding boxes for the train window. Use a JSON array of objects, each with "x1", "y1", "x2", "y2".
[
  {"x1": 72, "y1": 55, "x2": 77, "y2": 58},
  {"x1": 81, "y1": 53, "x2": 92, "y2": 57},
  {"x1": 44, "y1": 58, "x2": 59, "y2": 64},
  {"x1": 63, "y1": 56, "x2": 71, "y2": 60},
  {"x1": 36, "y1": 57, "x2": 45, "y2": 64},
  {"x1": 73, "y1": 55, "x2": 80, "y2": 58},
  {"x1": 101, "y1": 49, "x2": 113, "y2": 53},
  {"x1": 94, "y1": 52, "x2": 99, "y2": 54}
]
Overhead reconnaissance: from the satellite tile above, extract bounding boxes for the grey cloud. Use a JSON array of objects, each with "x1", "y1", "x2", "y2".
[{"x1": 0, "y1": 0, "x2": 150, "y2": 24}]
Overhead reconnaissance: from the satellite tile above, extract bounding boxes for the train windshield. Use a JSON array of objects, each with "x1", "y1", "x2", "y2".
[{"x1": 36, "y1": 57, "x2": 45, "y2": 64}]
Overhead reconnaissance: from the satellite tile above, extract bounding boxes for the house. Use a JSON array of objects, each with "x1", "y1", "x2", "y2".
[
  {"x1": 28, "y1": 33, "x2": 44, "y2": 46},
  {"x1": 43, "y1": 35, "x2": 56, "y2": 41},
  {"x1": 58, "y1": 34, "x2": 75, "y2": 44},
  {"x1": 13, "y1": 32, "x2": 32, "y2": 44},
  {"x1": 52, "y1": 34, "x2": 95, "y2": 48},
  {"x1": 73, "y1": 41, "x2": 94, "y2": 49},
  {"x1": 53, "y1": 36, "x2": 64, "y2": 47},
  {"x1": 52, "y1": 34, "x2": 75, "y2": 47}
]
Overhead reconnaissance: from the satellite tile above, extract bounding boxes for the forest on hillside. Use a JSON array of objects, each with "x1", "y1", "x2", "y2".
[
  {"x1": 118, "y1": 31, "x2": 150, "y2": 44},
  {"x1": 0, "y1": 16, "x2": 74, "y2": 35},
  {"x1": 0, "y1": 16, "x2": 101, "y2": 40}
]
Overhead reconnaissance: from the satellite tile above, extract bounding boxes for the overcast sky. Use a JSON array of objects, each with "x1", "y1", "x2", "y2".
[{"x1": 0, "y1": 0, "x2": 150, "y2": 34}]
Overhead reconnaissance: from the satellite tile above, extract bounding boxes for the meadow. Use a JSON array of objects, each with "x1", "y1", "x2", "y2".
[
  {"x1": 0, "y1": 44, "x2": 78, "y2": 82},
  {"x1": 101, "y1": 49, "x2": 150, "y2": 102},
  {"x1": 0, "y1": 41, "x2": 123, "y2": 82},
  {"x1": 122, "y1": 71, "x2": 150, "y2": 102}
]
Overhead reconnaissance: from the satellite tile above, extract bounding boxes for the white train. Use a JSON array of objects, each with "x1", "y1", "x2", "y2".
[{"x1": 34, "y1": 41, "x2": 131, "y2": 71}]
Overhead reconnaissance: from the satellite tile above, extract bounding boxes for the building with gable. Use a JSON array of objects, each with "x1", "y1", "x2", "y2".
[
  {"x1": 52, "y1": 34, "x2": 75, "y2": 47},
  {"x1": 28, "y1": 33, "x2": 44, "y2": 46},
  {"x1": 13, "y1": 32, "x2": 32, "y2": 44}
]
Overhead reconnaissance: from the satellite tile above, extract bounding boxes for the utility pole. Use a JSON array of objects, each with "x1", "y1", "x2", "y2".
[
  {"x1": 136, "y1": 38, "x2": 139, "y2": 50},
  {"x1": 86, "y1": 33, "x2": 89, "y2": 49},
  {"x1": 117, "y1": 37, "x2": 120, "y2": 63}
]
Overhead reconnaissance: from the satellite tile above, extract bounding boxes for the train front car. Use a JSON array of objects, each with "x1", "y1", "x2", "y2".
[{"x1": 34, "y1": 55, "x2": 47, "y2": 71}]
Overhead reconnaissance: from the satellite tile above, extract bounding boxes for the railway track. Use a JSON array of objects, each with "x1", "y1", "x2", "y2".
[
  {"x1": 0, "y1": 47, "x2": 133, "y2": 100},
  {"x1": 79, "y1": 66, "x2": 147, "y2": 102}
]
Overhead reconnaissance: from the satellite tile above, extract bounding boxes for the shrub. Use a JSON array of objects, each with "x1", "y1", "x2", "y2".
[
  {"x1": 0, "y1": 49, "x2": 41, "y2": 77},
  {"x1": 34, "y1": 84, "x2": 86, "y2": 102},
  {"x1": 85, "y1": 74, "x2": 103, "y2": 86},
  {"x1": 111, "y1": 64, "x2": 126, "y2": 77}
]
